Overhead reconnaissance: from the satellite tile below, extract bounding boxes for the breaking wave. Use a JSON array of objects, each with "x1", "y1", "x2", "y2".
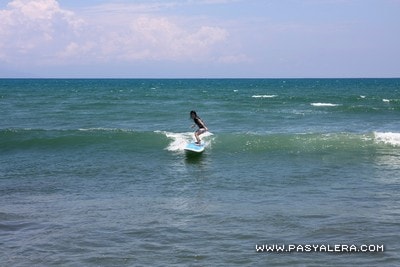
[{"x1": 2, "y1": 128, "x2": 399, "y2": 154}]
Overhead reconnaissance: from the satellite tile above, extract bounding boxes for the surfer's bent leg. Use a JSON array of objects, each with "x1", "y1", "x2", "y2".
[{"x1": 195, "y1": 128, "x2": 207, "y2": 144}]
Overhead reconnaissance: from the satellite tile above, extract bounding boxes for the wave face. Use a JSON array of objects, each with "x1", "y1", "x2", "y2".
[
  {"x1": 2, "y1": 128, "x2": 399, "y2": 154},
  {"x1": 0, "y1": 128, "x2": 169, "y2": 151}
]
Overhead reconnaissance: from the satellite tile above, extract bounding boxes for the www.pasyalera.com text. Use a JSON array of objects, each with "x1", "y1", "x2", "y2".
[{"x1": 256, "y1": 244, "x2": 384, "y2": 253}]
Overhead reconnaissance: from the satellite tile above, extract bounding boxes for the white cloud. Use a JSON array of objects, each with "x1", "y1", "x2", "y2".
[
  {"x1": 8, "y1": 0, "x2": 67, "y2": 20},
  {"x1": 0, "y1": 0, "x2": 240, "y2": 67},
  {"x1": 60, "y1": 15, "x2": 229, "y2": 63},
  {"x1": 0, "y1": 0, "x2": 84, "y2": 62},
  {"x1": 76, "y1": 2, "x2": 231, "y2": 63}
]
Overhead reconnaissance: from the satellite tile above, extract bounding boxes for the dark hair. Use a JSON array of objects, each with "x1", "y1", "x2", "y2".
[{"x1": 190, "y1": 110, "x2": 198, "y2": 118}]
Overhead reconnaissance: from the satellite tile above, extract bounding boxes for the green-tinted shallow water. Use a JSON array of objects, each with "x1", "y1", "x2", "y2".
[{"x1": 1, "y1": 79, "x2": 400, "y2": 266}]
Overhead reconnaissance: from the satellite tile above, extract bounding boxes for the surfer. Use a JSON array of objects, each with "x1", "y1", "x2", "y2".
[{"x1": 190, "y1": 110, "x2": 208, "y2": 144}]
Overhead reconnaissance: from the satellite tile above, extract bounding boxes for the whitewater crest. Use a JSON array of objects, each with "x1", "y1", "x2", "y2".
[
  {"x1": 374, "y1": 132, "x2": 400, "y2": 147},
  {"x1": 156, "y1": 131, "x2": 213, "y2": 151}
]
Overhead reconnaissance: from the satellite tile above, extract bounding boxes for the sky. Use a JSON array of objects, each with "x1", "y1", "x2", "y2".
[{"x1": 0, "y1": 0, "x2": 399, "y2": 78}]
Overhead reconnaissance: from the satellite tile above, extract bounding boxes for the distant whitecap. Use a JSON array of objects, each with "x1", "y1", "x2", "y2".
[
  {"x1": 311, "y1": 103, "x2": 340, "y2": 107},
  {"x1": 252, "y1": 95, "x2": 277, "y2": 98}
]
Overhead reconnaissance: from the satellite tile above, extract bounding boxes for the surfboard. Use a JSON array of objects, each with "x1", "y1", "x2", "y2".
[{"x1": 184, "y1": 141, "x2": 205, "y2": 153}]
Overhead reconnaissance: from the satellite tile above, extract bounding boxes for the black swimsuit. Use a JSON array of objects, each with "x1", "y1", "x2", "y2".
[{"x1": 194, "y1": 117, "x2": 205, "y2": 129}]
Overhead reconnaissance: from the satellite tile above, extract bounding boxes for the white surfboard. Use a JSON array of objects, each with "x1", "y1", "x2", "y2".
[{"x1": 184, "y1": 141, "x2": 205, "y2": 153}]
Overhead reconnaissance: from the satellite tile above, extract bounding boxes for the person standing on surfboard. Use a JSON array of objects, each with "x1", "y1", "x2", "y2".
[{"x1": 190, "y1": 110, "x2": 208, "y2": 145}]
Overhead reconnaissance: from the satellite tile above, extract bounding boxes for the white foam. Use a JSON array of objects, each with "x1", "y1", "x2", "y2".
[
  {"x1": 382, "y1": 99, "x2": 390, "y2": 103},
  {"x1": 374, "y1": 132, "x2": 400, "y2": 147},
  {"x1": 157, "y1": 131, "x2": 213, "y2": 151},
  {"x1": 252, "y1": 95, "x2": 277, "y2": 98},
  {"x1": 165, "y1": 132, "x2": 192, "y2": 151},
  {"x1": 310, "y1": 103, "x2": 340, "y2": 107}
]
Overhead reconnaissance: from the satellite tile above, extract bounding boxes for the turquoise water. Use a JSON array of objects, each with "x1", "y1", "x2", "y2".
[{"x1": 1, "y1": 79, "x2": 400, "y2": 266}]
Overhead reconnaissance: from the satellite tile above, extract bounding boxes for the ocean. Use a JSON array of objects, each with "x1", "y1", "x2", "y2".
[{"x1": 1, "y1": 78, "x2": 399, "y2": 266}]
